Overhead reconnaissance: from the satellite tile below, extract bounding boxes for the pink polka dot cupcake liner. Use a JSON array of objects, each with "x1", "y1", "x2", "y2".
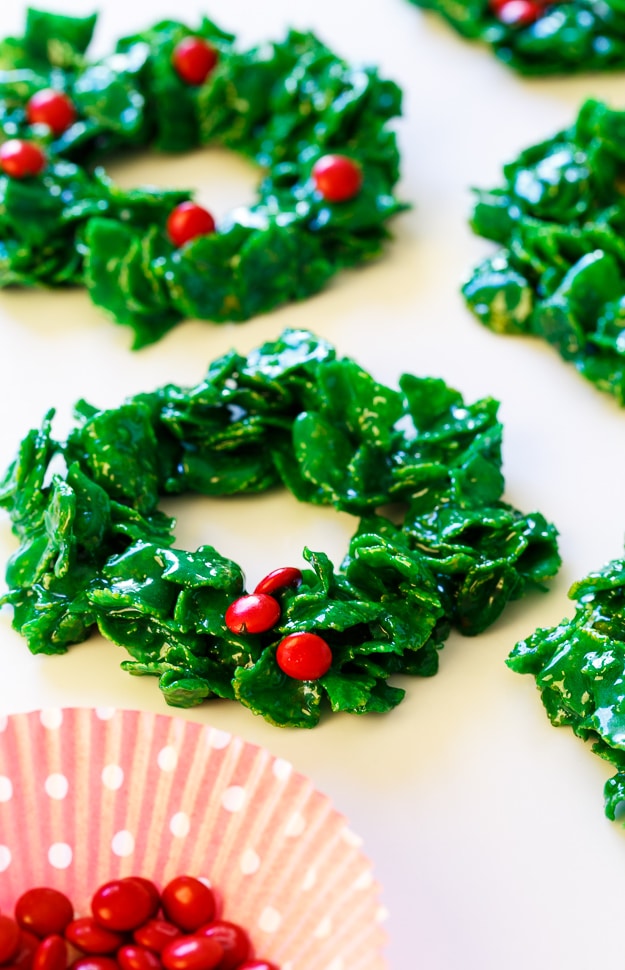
[{"x1": 0, "y1": 708, "x2": 388, "y2": 970}]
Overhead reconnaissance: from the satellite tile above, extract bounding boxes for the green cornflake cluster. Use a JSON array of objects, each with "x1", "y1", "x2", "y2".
[
  {"x1": 407, "y1": 0, "x2": 625, "y2": 74},
  {"x1": 0, "y1": 9, "x2": 405, "y2": 348},
  {"x1": 508, "y1": 557, "x2": 625, "y2": 819},
  {"x1": 463, "y1": 99, "x2": 625, "y2": 405},
  {"x1": 0, "y1": 330, "x2": 560, "y2": 727}
]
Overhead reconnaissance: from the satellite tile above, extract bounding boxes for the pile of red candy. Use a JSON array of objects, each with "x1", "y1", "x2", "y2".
[{"x1": 0, "y1": 876, "x2": 277, "y2": 970}]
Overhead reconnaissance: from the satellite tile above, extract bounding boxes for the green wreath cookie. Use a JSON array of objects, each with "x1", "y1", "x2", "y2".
[
  {"x1": 509, "y1": 555, "x2": 625, "y2": 819},
  {"x1": 0, "y1": 329, "x2": 560, "y2": 728},
  {"x1": 408, "y1": 0, "x2": 625, "y2": 74},
  {"x1": 0, "y1": 9, "x2": 404, "y2": 348},
  {"x1": 464, "y1": 99, "x2": 625, "y2": 405}
]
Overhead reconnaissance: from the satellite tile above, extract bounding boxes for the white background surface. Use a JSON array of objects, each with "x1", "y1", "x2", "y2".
[{"x1": 1, "y1": 1, "x2": 625, "y2": 967}]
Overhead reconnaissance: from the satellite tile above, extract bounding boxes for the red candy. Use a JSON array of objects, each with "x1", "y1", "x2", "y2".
[
  {"x1": 71, "y1": 958, "x2": 119, "y2": 970},
  {"x1": 117, "y1": 944, "x2": 162, "y2": 970},
  {"x1": 276, "y1": 631, "x2": 333, "y2": 680},
  {"x1": 133, "y1": 919, "x2": 181, "y2": 953},
  {"x1": 225, "y1": 593, "x2": 281, "y2": 635},
  {"x1": 0, "y1": 915, "x2": 21, "y2": 963},
  {"x1": 65, "y1": 917, "x2": 124, "y2": 954},
  {"x1": 161, "y1": 935, "x2": 223, "y2": 970},
  {"x1": 172, "y1": 37, "x2": 218, "y2": 85},
  {"x1": 32, "y1": 935, "x2": 66, "y2": 970},
  {"x1": 311, "y1": 154, "x2": 363, "y2": 202},
  {"x1": 15, "y1": 888, "x2": 73, "y2": 938},
  {"x1": 161, "y1": 877, "x2": 216, "y2": 933},
  {"x1": 6, "y1": 876, "x2": 278, "y2": 970},
  {"x1": 91, "y1": 878, "x2": 155, "y2": 932},
  {"x1": 0, "y1": 140, "x2": 46, "y2": 179},
  {"x1": 253, "y1": 567, "x2": 302, "y2": 596},
  {"x1": 12, "y1": 930, "x2": 40, "y2": 970},
  {"x1": 166, "y1": 202, "x2": 216, "y2": 247},
  {"x1": 493, "y1": 0, "x2": 544, "y2": 23},
  {"x1": 123, "y1": 879, "x2": 161, "y2": 920},
  {"x1": 26, "y1": 89, "x2": 76, "y2": 135},
  {"x1": 197, "y1": 921, "x2": 250, "y2": 970}
]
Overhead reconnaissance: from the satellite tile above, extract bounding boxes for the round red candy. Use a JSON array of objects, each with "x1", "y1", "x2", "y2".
[
  {"x1": 172, "y1": 37, "x2": 218, "y2": 85},
  {"x1": 65, "y1": 917, "x2": 124, "y2": 954},
  {"x1": 12, "y1": 929, "x2": 40, "y2": 970},
  {"x1": 494, "y1": 0, "x2": 543, "y2": 23},
  {"x1": 26, "y1": 89, "x2": 76, "y2": 135},
  {"x1": 33, "y1": 934, "x2": 67, "y2": 970},
  {"x1": 123, "y1": 877, "x2": 161, "y2": 917},
  {"x1": 72, "y1": 958, "x2": 119, "y2": 970},
  {"x1": 161, "y1": 935, "x2": 223, "y2": 970},
  {"x1": 166, "y1": 202, "x2": 216, "y2": 247},
  {"x1": 276, "y1": 631, "x2": 333, "y2": 680},
  {"x1": 117, "y1": 944, "x2": 163, "y2": 970},
  {"x1": 134, "y1": 919, "x2": 181, "y2": 953},
  {"x1": 161, "y1": 877, "x2": 216, "y2": 933},
  {"x1": 91, "y1": 877, "x2": 156, "y2": 932},
  {"x1": 253, "y1": 567, "x2": 302, "y2": 596},
  {"x1": 311, "y1": 154, "x2": 363, "y2": 202},
  {"x1": 15, "y1": 887, "x2": 73, "y2": 938},
  {"x1": 0, "y1": 140, "x2": 46, "y2": 179},
  {"x1": 0, "y1": 915, "x2": 21, "y2": 963},
  {"x1": 197, "y1": 922, "x2": 250, "y2": 970},
  {"x1": 225, "y1": 593, "x2": 280, "y2": 635}
]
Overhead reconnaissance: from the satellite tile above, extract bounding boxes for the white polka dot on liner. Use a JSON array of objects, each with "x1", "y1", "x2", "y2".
[
  {"x1": 40, "y1": 708, "x2": 63, "y2": 730},
  {"x1": 272, "y1": 758, "x2": 292, "y2": 781},
  {"x1": 0, "y1": 716, "x2": 7, "y2": 733},
  {"x1": 0, "y1": 845, "x2": 11, "y2": 871},
  {"x1": 284, "y1": 812, "x2": 306, "y2": 837},
  {"x1": 45, "y1": 773, "x2": 69, "y2": 800},
  {"x1": 0, "y1": 776, "x2": 13, "y2": 801},
  {"x1": 301, "y1": 867, "x2": 317, "y2": 891},
  {"x1": 111, "y1": 830, "x2": 134, "y2": 857},
  {"x1": 239, "y1": 848, "x2": 260, "y2": 875},
  {"x1": 169, "y1": 812, "x2": 190, "y2": 838},
  {"x1": 101, "y1": 764, "x2": 124, "y2": 790},
  {"x1": 157, "y1": 746, "x2": 178, "y2": 772},
  {"x1": 221, "y1": 785, "x2": 246, "y2": 812},
  {"x1": 257, "y1": 906, "x2": 282, "y2": 933},
  {"x1": 314, "y1": 916, "x2": 332, "y2": 939},
  {"x1": 48, "y1": 843, "x2": 72, "y2": 869},
  {"x1": 95, "y1": 707, "x2": 116, "y2": 720},
  {"x1": 207, "y1": 728, "x2": 231, "y2": 749}
]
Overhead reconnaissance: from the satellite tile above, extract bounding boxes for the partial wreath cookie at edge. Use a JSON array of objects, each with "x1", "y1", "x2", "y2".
[
  {"x1": 509, "y1": 556, "x2": 625, "y2": 820},
  {"x1": 0, "y1": 329, "x2": 561, "y2": 727},
  {"x1": 463, "y1": 98, "x2": 625, "y2": 405},
  {"x1": 0, "y1": 9, "x2": 404, "y2": 347},
  {"x1": 407, "y1": 0, "x2": 625, "y2": 75}
]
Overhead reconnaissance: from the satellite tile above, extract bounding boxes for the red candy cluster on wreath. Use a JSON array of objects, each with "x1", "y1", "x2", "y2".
[
  {"x1": 0, "y1": 876, "x2": 277, "y2": 970},
  {"x1": 224, "y1": 568, "x2": 333, "y2": 681}
]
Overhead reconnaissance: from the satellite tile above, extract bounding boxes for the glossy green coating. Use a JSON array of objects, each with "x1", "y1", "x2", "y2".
[
  {"x1": 463, "y1": 99, "x2": 625, "y2": 404},
  {"x1": 508, "y1": 557, "x2": 625, "y2": 819},
  {"x1": 0, "y1": 9, "x2": 405, "y2": 347},
  {"x1": 407, "y1": 0, "x2": 625, "y2": 74},
  {"x1": 0, "y1": 330, "x2": 560, "y2": 727}
]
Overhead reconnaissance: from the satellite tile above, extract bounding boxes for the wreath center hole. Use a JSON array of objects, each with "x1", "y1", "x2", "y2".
[
  {"x1": 159, "y1": 489, "x2": 357, "y2": 592},
  {"x1": 104, "y1": 145, "x2": 261, "y2": 223}
]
